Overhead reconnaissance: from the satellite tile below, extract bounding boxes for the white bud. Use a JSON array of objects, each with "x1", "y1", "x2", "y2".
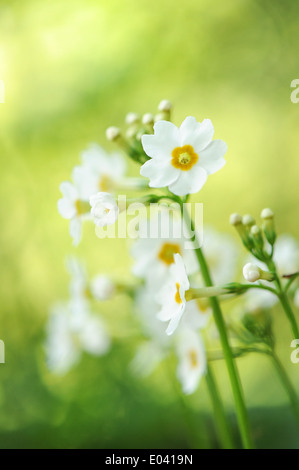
[
  {"x1": 91, "y1": 275, "x2": 115, "y2": 301},
  {"x1": 89, "y1": 192, "x2": 119, "y2": 227},
  {"x1": 243, "y1": 263, "x2": 261, "y2": 283},
  {"x1": 106, "y1": 126, "x2": 121, "y2": 141},
  {"x1": 242, "y1": 214, "x2": 255, "y2": 226},
  {"x1": 142, "y1": 113, "x2": 154, "y2": 125},
  {"x1": 261, "y1": 208, "x2": 274, "y2": 220},
  {"x1": 125, "y1": 112, "x2": 140, "y2": 125},
  {"x1": 158, "y1": 99, "x2": 172, "y2": 112},
  {"x1": 250, "y1": 225, "x2": 260, "y2": 235},
  {"x1": 230, "y1": 213, "x2": 242, "y2": 226}
]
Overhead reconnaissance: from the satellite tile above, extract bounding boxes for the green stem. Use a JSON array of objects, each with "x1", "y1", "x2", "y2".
[
  {"x1": 267, "y1": 260, "x2": 299, "y2": 340},
  {"x1": 271, "y1": 352, "x2": 299, "y2": 427},
  {"x1": 182, "y1": 206, "x2": 253, "y2": 449},
  {"x1": 206, "y1": 366, "x2": 235, "y2": 449}
]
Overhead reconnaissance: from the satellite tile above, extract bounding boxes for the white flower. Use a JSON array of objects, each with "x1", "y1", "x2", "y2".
[
  {"x1": 176, "y1": 327, "x2": 207, "y2": 394},
  {"x1": 66, "y1": 256, "x2": 88, "y2": 301},
  {"x1": 72, "y1": 144, "x2": 126, "y2": 200},
  {"x1": 156, "y1": 253, "x2": 190, "y2": 335},
  {"x1": 243, "y1": 263, "x2": 262, "y2": 282},
  {"x1": 57, "y1": 182, "x2": 89, "y2": 245},
  {"x1": 130, "y1": 341, "x2": 166, "y2": 378},
  {"x1": 90, "y1": 192, "x2": 119, "y2": 227},
  {"x1": 45, "y1": 302, "x2": 110, "y2": 374},
  {"x1": 274, "y1": 234, "x2": 299, "y2": 275},
  {"x1": 244, "y1": 287, "x2": 277, "y2": 314},
  {"x1": 90, "y1": 275, "x2": 115, "y2": 301},
  {"x1": 140, "y1": 117, "x2": 227, "y2": 196},
  {"x1": 131, "y1": 211, "x2": 197, "y2": 289},
  {"x1": 202, "y1": 226, "x2": 238, "y2": 285}
]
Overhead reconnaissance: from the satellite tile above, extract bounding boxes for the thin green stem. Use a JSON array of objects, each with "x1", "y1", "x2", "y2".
[
  {"x1": 267, "y1": 260, "x2": 299, "y2": 340},
  {"x1": 271, "y1": 352, "x2": 299, "y2": 427},
  {"x1": 206, "y1": 366, "x2": 235, "y2": 449},
  {"x1": 182, "y1": 206, "x2": 253, "y2": 449}
]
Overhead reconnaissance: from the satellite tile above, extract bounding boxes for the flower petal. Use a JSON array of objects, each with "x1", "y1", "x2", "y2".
[
  {"x1": 69, "y1": 217, "x2": 82, "y2": 246},
  {"x1": 140, "y1": 158, "x2": 179, "y2": 188},
  {"x1": 141, "y1": 120, "x2": 180, "y2": 160},
  {"x1": 59, "y1": 181, "x2": 78, "y2": 201},
  {"x1": 57, "y1": 198, "x2": 76, "y2": 219},
  {"x1": 180, "y1": 117, "x2": 214, "y2": 150},
  {"x1": 198, "y1": 140, "x2": 227, "y2": 174},
  {"x1": 168, "y1": 166, "x2": 208, "y2": 196}
]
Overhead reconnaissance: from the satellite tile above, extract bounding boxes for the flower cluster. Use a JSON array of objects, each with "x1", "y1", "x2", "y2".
[{"x1": 50, "y1": 99, "x2": 299, "y2": 449}]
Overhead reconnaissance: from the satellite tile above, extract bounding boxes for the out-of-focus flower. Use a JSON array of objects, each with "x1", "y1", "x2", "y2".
[
  {"x1": 72, "y1": 144, "x2": 126, "y2": 199},
  {"x1": 176, "y1": 327, "x2": 207, "y2": 394},
  {"x1": 45, "y1": 302, "x2": 110, "y2": 374},
  {"x1": 57, "y1": 182, "x2": 90, "y2": 245},
  {"x1": 131, "y1": 211, "x2": 197, "y2": 289},
  {"x1": 140, "y1": 117, "x2": 227, "y2": 196},
  {"x1": 130, "y1": 341, "x2": 166, "y2": 378},
  {"x1": 156, "y1": 254, "x2": 190, "y2": 335},
  {"x1": 273, "y1": 234, "x2": 299, "y2": 275},
  {"x1": 90, "y1": 275, "x2": 115, "y2": 301},
  {"x1": 201, "y1": 226, "x2": 238, "y2": 285},
  {"x1": 90, "y1": 192, "x2": 119, "y2": 227}
]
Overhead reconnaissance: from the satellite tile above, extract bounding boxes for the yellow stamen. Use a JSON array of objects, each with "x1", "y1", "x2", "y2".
[
  {"x1": 171, "y1": 145, "x2": 198, "y2": 171},
  {"x1": 196, "y1": 298, "x2": 209, "y2": 313},
  {"x1": 175, "y1": 282, "x2": 182, "y2": 304},
  {"x1": 189, "y1": 349, "x2": 198, "y2": 368},
  {"x1": 158, "y1": 242, "x2": 181, "y2": 265},
  {"x1": 99, "y1": 174, "x2": 112, "y2": 192}
]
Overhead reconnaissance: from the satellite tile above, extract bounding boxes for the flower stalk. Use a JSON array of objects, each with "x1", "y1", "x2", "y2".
[{"x1": 182, "y1": 204, "x2": 254, "y2": 449}]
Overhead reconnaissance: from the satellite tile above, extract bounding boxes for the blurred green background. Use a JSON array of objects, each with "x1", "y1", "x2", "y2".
[{"x1": 0, "y1": 0, "x2": 299, "y2": 449}]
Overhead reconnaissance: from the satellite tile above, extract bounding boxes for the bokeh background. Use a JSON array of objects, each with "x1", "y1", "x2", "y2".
[{"x1": 0, "y1": 0, "x2": 299, "y2": 449}]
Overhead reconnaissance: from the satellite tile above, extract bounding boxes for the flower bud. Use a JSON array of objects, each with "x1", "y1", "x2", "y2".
[
  {"x1": 243, "y1": 262, "x2": 274, "y2": 283},
  {"x1": 158, "y1": 99, "x2": 172, "y2": 112},
  {"x1": 125, "y1": 112, "x2": 140, "y2": 125},
  {"x1": 230, "y1": 213, "x2": 242, "y2": 226},
  {"x1": 250, "y1": 224, "x2": 264, "y2": 250},
  {"x1": 142, "y1": 113, "x2": 154, "y2": 126},
  {"x1": 261, "y1": 208, "x2": 276, "y2": 246},
  {"x1": 242, "y1": 214, "x2": 255, "y2": 227},
  {"x1": 106, "y1": 126, "x2": 121, "y2": 142}
]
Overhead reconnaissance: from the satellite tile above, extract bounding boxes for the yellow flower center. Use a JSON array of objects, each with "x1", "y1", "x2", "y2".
[
  {"x1": 196, "y1": 299, "x2": 209, "y2": 313},
  {"x1": 171, "y1": 145, "x2": 198, "y2": 171},
  {"x1": 189, "y1": 349, "x2": 198, "y2": 368},
  {"x1": 175, "y1": 282, "x2": 182, "y2": 304},
  {"x1": 75, "y1": 199, "x2": 90, "y2": 215},
  {"x1": 158, "y1": 242, "x2": 181, "y2": 265},
  {"x1": 99, "y1": 174, "x2": 112, "y2": 192}
]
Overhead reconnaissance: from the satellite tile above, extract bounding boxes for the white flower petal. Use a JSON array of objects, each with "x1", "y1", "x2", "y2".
[
  {"x1": 180, "y1": 117, "x2": 214, "y2": 150},
  {"x1": 198, "y1": 140, "x2": 227, "y2": 174},
  {"x1": 59, "y1": 181, "x2": 78, "y2": 201},
  {"x1": 69, "y1": 217, "x2": 82, "y2": 246},
  {"x1": 168, "y1": 166, "x2": 208, "y2": 196},
  {"x1": 57, "y1": 198, "x2": 76, "y2": 219},
  {"x1": 141, "y1": 120, "x2": 180, "y2": 160},
  {"x1": 140, "y1": 158, "x2": 179, "y2": 188}
]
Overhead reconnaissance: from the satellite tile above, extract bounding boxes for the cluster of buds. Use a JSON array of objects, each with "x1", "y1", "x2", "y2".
[
  {"x1": 229, "y1": 208, "x2": 276, "y2": 262},
  {"x1": 105, "y1": 100, "x2": 172, "y2": 165}
]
